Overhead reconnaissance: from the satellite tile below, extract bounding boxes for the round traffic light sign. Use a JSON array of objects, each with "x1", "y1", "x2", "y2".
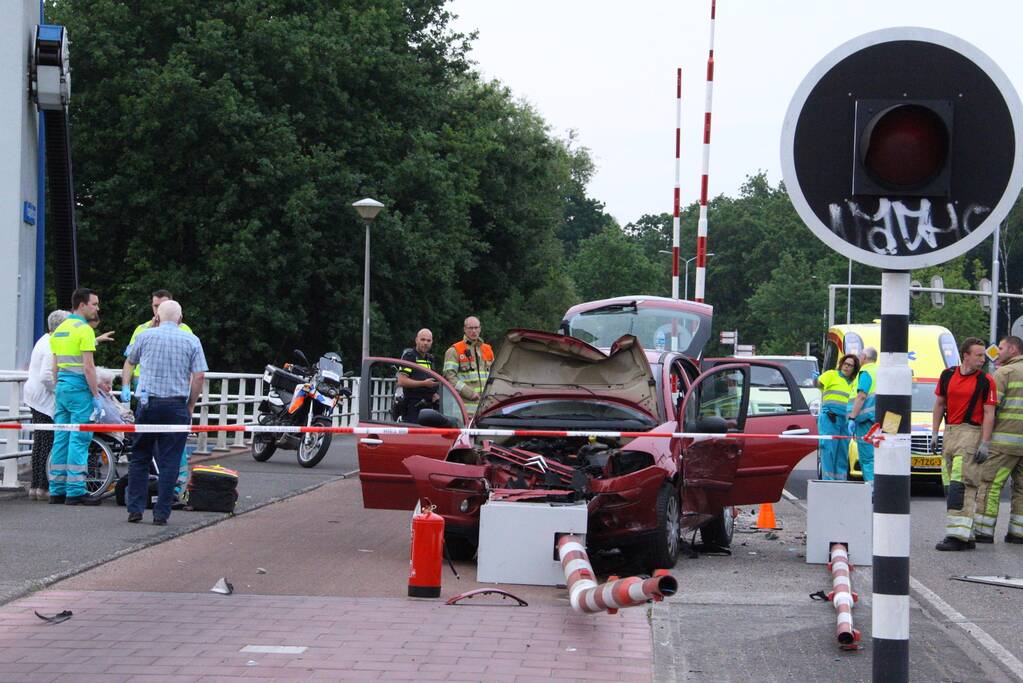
[{"x1": 781, "y1": 28, "x2": 1023, "y2": 269}]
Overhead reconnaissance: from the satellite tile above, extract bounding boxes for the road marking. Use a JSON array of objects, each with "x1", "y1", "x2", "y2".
[
  {"x1": 909, "y1": 576, "x2": 1023, "y2": 679},
  {"x1": 240, "y1": 645, "x2": 308, "y2": 654},
  {"x1": 784, "y1": 487, "x2": 1023, "y2": 679}
]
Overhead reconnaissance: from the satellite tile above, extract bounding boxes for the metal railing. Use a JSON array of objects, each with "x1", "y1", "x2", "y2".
[{"x1": 0, "y1": 370, "x2": 362, "y2": 489}]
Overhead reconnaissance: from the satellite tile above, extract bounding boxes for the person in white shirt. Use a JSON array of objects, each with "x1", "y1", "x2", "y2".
[{"x1": 23, "y1": 310, "x2": 69, "y2": 500}]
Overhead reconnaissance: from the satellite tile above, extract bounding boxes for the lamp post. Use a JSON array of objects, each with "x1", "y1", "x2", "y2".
[
  {"x1": 659, "y1": 251, "x2": 715, "y2": 300},
  {"x1": 352, "y1": 197, "x2": 384, "y2": 361}
]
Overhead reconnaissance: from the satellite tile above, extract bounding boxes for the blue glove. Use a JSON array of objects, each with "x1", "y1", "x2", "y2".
[
  {"x1": 91, "y1": 395, "x2": 106, "y2": 422},
  {"x1": 120, "y1": 386, "x2": 131, "y2": 403},
  {"x1": 847, "y1": 418, "x2": 856, "y2": 436}
]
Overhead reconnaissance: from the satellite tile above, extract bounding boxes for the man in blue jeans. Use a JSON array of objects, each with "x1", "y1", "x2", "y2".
[{"x1": 121, "y1": 300, "x2": 207, "y2": 524}]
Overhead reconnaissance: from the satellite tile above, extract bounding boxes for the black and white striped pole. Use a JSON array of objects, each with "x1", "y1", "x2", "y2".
[
  {"x1": 873, "y1": 271, "x2": 913, "y2": 679},
  {"x1": 782, "y1": 28, "x2": 1023, "y2": 683}
]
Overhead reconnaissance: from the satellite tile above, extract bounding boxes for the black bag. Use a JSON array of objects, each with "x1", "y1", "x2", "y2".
[
  {"x1": 186, "y1": 465, "x2": 239, "y2": 512},
  {"x1": 115, "y1": 474, "x2": 159, "y2": 509}
]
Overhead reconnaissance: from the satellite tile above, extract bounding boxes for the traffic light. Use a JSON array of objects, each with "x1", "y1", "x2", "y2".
[
  {"x1": 781, "y1": 28, "x2": 1023, "y2": 271},
  {"x1": 853, "y1": 100, "x2": 952, "y2": 197}
]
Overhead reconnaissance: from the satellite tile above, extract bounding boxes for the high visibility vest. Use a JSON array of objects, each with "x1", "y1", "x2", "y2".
[
  {"x1": 49, "y1": 314, "x2": 97, "y2": 375},
  {"x1": 818, "y1": 369, "x2": 853, "y2": 416},
  {"x1": 992, "y1": 355, "x2": 1023, "y2": 454},
  {"x1": 850, "y1": 362, "x2": 878, "y2": 422},
  {"x1": 443, "y1": 339, "x2": 494, "y2": 414},
  {"x1": 127, "y1": 320, "x2": 193, "y2": 378}
]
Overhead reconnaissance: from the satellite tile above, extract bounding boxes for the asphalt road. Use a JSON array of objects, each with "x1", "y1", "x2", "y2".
[
  {"x1": 0, "y1": 436, "x2": 357, "y2": 606},
  {"x1": 776, "y1": 453, "x2": 1023, "y2": 682}
]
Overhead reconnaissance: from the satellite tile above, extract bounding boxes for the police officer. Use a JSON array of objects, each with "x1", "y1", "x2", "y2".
[
  {"x1": 397, "y1": 329, "x2": 440, "y2": 423},
  {"x1": 443, "y1": 316, "x2": 493, "y2": 418},
  {"x1": 125, "y1": 288, "x2": 194, "y2": 386},
  {"x1": 48, "y1": 287, "x2": 103, "y2": 506}
]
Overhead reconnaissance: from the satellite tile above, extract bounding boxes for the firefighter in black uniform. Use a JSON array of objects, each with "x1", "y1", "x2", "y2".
[{"x1": 397, "y1": 328, "x2": 440, "y2": 423}]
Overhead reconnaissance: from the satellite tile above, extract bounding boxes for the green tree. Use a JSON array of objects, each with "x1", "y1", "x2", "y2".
[{"x1": 569, "y1": 226, "x2": 664, "y2": 301}]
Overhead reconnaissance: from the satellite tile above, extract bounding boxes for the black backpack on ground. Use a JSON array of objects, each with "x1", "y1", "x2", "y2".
[{"x1": 185, "y1": 465, "x2": 239, "y2": 513}]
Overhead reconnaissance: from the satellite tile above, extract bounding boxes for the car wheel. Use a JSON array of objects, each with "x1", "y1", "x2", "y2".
[
  {"x1": 648, "y1": 483, "x2": 681, "y2": 570},
  {"x1": 700, "y1": 505, "x2": 735, "y2": 548},
  {"x1": 444, "y1": 533, "x2": 478, "y2": 561}
]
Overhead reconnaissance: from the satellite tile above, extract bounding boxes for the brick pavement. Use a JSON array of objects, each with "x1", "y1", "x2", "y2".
[{"x1": 0, "y1": 589, "x2": 652, "y2": 682}]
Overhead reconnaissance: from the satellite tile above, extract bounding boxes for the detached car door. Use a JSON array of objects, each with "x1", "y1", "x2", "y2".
[{"x1": 356, "y1": 358, "x2": 468, "y2": 510}]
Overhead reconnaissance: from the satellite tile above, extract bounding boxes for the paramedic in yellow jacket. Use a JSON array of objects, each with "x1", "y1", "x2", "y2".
[{"x1": 443, "y1": 316, "x2": 493, "y2": 417}]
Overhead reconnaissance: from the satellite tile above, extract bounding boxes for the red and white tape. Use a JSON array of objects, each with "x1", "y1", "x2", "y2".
[{"x1": 0, "y1": 421, "x2": 884, "y2": 444}]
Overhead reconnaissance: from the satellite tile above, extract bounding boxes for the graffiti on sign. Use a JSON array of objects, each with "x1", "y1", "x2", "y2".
[{"x1": 828, "y1": 198, "x2": 990, "y2": 256}]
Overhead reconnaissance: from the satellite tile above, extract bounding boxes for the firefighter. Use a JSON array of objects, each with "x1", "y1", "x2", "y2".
[
  {"x1": 847, "y1": 347, "x2": 878, "y2": 482},
  {"x1": 973, "y1": 335, "x2": 1023, "y2": 544},
  {"x1": 932, "y1": 337, "x2": 997, "y2": 551},
  {"x1": 443, "y1": 316, "x2": 493, "y2": 418},
  {"x1": 817, "y1": 354, "x2": 860, "y2": 479}
]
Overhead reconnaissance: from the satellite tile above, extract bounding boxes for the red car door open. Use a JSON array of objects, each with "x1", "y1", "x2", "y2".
[{"x1": 356, "y1": 358, "x2": 468, "y2": 510}]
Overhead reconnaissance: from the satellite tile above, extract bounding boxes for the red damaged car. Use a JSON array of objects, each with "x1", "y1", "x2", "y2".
[{"x1": 356, "y1": 329, "x2": 816, "y2": 570}]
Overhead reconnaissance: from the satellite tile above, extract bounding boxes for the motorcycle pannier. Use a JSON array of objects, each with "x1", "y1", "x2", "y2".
[
  {"x1": 186, "y1": 464, "x2": 239, "y2": 513},
  {"x1": 268, "y1": 365, "x2": 305, "y2": 393}
]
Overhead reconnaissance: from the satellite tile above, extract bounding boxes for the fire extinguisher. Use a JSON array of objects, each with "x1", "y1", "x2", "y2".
[{"x1": 408, "y1": 499, "x2": 445, "y2": 598}]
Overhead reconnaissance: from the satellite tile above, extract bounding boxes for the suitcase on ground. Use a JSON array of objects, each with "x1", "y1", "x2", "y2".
[{"x1": 186, "y1": 465, "x2": 239, "y2": 512}]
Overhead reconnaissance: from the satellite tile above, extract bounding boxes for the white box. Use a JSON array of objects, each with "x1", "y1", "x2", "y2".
[
  {"x1": 805, "y1": 479, "x2": 873, "y2": 566},
  {"x1": 476, "y1": 500, "x2": 588, "y2": 586}
]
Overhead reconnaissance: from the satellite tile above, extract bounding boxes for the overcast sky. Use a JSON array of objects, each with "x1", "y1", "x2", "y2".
[{"x1": 448, "y1": 1, "x2": 1023, "y2": 226}]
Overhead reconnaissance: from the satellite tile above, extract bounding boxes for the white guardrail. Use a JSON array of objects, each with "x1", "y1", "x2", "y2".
[{"x1": 0, "y1": 370, "x2": 362, "y2": 490}]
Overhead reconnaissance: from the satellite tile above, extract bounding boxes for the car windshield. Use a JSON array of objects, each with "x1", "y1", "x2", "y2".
[
  {"x1": 912, "y1": 381, "x2": 937, "y2": 413},
  {"x1": 482, "y1": 399, "x2": 656, "y2": 427},
  {"x1": 566, "y1": 305, "x2": 710, "y2": 356}
]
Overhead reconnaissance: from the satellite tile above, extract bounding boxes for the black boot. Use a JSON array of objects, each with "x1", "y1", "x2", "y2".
[
  {"x1": 935, "y1": 536, "x2": 972, "y2": 551},
  {"x1": 64, "y1": 495, "x2": 101, "y2": 506}
]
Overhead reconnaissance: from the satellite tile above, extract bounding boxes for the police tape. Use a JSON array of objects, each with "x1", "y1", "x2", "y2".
[{"x1": 0, "y1": 422, "x2": 887, "y2": 444}]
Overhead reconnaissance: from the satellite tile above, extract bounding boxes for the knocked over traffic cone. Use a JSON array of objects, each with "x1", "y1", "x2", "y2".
[{"x1": 756, "y1": 503, "x2": 777, "y2": 530}]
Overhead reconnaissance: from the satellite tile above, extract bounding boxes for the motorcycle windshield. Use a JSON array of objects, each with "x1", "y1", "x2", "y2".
[{"x1": 317, "y1": 355, "x2": 343, "y2": 382}]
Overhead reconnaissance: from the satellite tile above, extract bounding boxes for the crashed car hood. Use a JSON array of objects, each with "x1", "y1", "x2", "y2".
[{"x1": 476, "y1": 329, "x2": 658, "y2": 418}]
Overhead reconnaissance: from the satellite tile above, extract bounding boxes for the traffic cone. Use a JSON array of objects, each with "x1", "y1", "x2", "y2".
[{"x1": 756, "y1": 503, "x2": 777, "y2": 530}]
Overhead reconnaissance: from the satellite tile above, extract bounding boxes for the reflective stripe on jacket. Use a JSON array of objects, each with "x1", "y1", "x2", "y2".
[
  {"x1": 49, "y1": 315, "x2": 96, "y2": 375},
  {"x1": 818, "y1": 369, "x2": 853, "y2": 416},
  {"x1": 992, "y1": 355, "x2": 1023, "y2": 454}
]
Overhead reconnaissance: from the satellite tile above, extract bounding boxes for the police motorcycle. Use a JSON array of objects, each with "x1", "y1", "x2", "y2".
[{"x1": 252, "y1": 350, "x2": 350, "y2": 468}]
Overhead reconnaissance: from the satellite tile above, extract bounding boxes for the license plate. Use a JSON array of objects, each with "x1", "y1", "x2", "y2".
[{"x1": 911, "y1": 456, "x2": 942, "y2": 468}]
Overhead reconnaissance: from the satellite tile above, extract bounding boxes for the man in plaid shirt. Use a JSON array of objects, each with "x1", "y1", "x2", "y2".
[{"x1": 121, "y1": 300, "x2": 207, "y2": 525}]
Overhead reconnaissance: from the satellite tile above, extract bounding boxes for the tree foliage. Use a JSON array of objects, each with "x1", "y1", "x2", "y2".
[{"x1": 48, "y1": 1, "x2": 1019, "y2": 370}]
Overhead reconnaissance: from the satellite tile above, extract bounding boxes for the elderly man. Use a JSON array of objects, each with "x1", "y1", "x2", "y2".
[
  {"x1": 121, "y1": 300, "x2": 207, "y2": 525},
  {"x1": 397, "y1": 328, "x2": 440, "y2": 423},
  {"x1": 848, "y1": 347, "x2": 879, "y2": 482},
  {"x1": 443, "y1": 316, "x2": 494, "y2": 418}
]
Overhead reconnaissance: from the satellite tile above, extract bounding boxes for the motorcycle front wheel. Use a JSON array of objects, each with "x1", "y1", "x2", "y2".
[{"x1": 297, "y1": 416, "x2": 332, "y2": 468}]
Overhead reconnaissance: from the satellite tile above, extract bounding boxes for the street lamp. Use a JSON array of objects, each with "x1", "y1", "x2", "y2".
[
  {"x1": 353, "y1": 197, "x2": 384, "y2": 360},
  {"x1": 661, "y1": 252, "x2": 715, "y2": 301}
]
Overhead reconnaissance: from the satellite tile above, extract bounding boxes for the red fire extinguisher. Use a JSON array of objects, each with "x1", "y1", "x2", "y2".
[{"x1": 408, "y1": 499, "x2": 444, "y2": 598}]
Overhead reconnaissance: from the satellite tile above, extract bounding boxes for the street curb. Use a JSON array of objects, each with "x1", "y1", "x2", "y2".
[{"x1": 0, "y1": 464, "x2": 352, "y2": 607}]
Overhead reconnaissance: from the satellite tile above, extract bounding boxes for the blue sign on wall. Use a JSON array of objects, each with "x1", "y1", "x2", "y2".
[{"x1": 23, "y1": 201, "x2": 37, "y2": 225}]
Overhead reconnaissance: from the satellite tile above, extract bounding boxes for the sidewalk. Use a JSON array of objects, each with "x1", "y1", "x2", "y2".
[{"x1": 0, "y1": 590, "x2": 651, "y2": 682}]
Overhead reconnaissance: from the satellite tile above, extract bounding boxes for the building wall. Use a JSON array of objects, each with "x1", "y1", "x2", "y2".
[{"x1": 0, "y1": 1, "x2": 41, "y2": 372}]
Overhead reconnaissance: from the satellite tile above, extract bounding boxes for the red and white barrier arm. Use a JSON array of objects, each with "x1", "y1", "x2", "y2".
[
  {"x1": 0, "y1": 421, "x2": 882, "y2": 443},
  {"x1": 556, "y1": 535, "x2": 677, "y2": 614},
  {"x1": 827, "y1": 543, "x2": 860, "y2": 650}
]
